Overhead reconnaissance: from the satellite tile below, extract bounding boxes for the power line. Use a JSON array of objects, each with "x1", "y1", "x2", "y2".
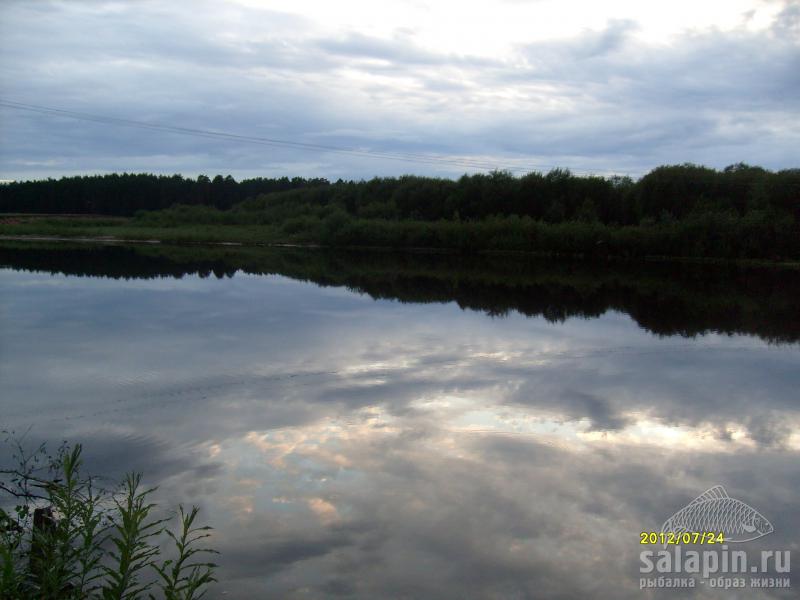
[
  {"x1": 3, "y1": 99, "x2": 792, "y2": 186},
  {"x1": 0, "y1": 98, "x2": 615, "y2": 176}
]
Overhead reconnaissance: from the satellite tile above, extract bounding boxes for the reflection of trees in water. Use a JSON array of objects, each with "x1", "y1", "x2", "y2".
[{"x1": 2, "y1": 242, "x2": 799, "y2": 343}]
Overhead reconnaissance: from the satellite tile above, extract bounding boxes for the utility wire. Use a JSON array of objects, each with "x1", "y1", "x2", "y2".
[
  {"x1": 3, "y1": 99, "x2": 793, "y2": 186},
  {"x1": 0, "y1": 99, "x2": 618, "y2": 177}
]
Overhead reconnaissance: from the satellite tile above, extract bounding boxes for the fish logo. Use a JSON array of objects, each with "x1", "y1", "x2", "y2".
[{"x1": 661, "y1": 485, "x2": 774, "y2": 546}]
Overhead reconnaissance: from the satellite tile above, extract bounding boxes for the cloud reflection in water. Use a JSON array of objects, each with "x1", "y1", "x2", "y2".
[{"x1": 1, "y1": 254, "x2": 798, "y2": 598}]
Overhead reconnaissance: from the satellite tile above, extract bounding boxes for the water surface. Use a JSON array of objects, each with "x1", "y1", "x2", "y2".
[{"x1": 1, "y1": 242, "x2": 798, "y2": 598}]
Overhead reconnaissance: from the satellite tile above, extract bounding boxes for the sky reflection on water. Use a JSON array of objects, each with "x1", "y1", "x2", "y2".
[{"x1": 1, "y1": 255, "x2": 798, "y2": 598}]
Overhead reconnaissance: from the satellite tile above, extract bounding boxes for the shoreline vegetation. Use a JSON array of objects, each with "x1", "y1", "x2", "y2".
[
  {"x1": 1, "y1": 163, "x2": 798, "y2": 262},
  {"x1": 2, "y1": 235, "x2": 800, "y2": 271}
]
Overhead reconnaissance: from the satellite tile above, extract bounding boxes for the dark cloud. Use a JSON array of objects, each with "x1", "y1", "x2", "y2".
[{"x1": 0, "y1": 1, "x2": 797, "y2": 180}]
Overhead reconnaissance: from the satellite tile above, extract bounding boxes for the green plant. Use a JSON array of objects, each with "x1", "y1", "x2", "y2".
[
  {"x1": 152, "y1": 507, "x2": 217, "y2": 600},
  {"x1": 0, "y1": 440, "x2": 217, "y2": 599}
]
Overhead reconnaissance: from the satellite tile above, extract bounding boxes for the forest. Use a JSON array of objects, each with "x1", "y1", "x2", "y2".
[
  {"x1": 1, "y1": 164, "x2": 799, "y2": 260},
  {"x1": 0, "y1": 173, "x2": 327, "y2": 215}
]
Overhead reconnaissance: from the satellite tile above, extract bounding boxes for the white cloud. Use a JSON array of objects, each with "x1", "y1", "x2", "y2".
[{"x1": 0, "y1": 0, "x2": 797, "y2": 179}]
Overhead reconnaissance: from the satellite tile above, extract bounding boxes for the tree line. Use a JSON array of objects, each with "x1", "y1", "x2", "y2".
[
  {"x1": 236, "y1": 164, "x2": 800, "y2": 225},
  {"x1": 1, "y1": 164, "x2": 798, "y2": 224},
  {"x1": 2, "y1": 164, "x2": 799, "y2": 260},
  {"x1": 0, "y1": 173, "x2": 327, "y2": 215}
]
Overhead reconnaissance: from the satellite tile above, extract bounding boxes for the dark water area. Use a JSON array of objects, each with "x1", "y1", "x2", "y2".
[
  {"x1": 4, "y1": 241, "x2": 800, "y2": 342},
  {"x1": 1, "y1": 241, "x2": 798, "y2": 598}
]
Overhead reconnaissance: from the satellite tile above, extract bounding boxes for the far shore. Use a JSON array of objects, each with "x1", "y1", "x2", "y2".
[{"x1": 3, "y1": 232, "x2": 800, "y2": 270}]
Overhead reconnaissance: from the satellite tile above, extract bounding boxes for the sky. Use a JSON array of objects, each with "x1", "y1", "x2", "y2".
[{"x1": 0, "y1": 0, "x2": 798, "y2": 181}]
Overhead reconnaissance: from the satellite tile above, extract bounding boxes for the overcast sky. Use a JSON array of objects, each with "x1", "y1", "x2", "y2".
[{"x1": 0, "y1": 0, "x2": 798, "y2": 181}]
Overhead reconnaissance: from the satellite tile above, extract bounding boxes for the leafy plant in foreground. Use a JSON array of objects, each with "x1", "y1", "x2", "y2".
[{"x1": 0, "y1": 440, "x2": 217, "y2": 599}]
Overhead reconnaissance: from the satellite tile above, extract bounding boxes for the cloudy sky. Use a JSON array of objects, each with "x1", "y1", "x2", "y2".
[{"x1": 0, "y1": 0, "x2": 798, "y2": 181}]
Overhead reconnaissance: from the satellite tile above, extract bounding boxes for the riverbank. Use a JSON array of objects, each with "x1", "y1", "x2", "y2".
[
  {"x1": 2, "y1": 227, "x2": 800, "y2": 270},
  {"x1": 3, "y1": 165, "x2": 799, "y2": 262},
  {"x1": 0, "y1": 217, "x2": 286, "y2": 245}
]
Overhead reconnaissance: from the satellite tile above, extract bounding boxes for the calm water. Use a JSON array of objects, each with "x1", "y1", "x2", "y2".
[{"x1": 1, "y1": 242, "x2": 798, "y2": 598}]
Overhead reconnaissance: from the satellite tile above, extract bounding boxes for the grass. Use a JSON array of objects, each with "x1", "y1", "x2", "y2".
[
  {"x1": 2, "y1": 210, "x2": 799, "y2": 265},
  {"x1": 0, "y1": 218, "x2": 285, "y2": 245}
]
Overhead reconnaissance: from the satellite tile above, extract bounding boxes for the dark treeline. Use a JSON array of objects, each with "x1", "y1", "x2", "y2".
[
  {"x1": 2, "y1": 241, "x2": 799, "y2": 343},
  {"x1": 3, "y1": 164, "x2": 799, "y2": 259},
  {"x1": 2, "y1": 164, "x2": 798, "y2": 224},
  {"x1": 0, "y1": 173, "x2": 327, "y2": 215},
  {"x1": 236, "y1": 163, "x2": 800, "y2": 225}
]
